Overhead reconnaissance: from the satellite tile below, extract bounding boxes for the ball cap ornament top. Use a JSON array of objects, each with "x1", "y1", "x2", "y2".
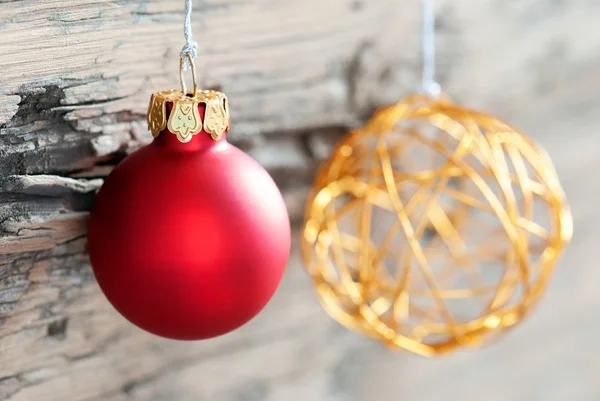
[
  {"x1": 148, "y1": 55, "x2": 230, "y2": 143},
  {"x1": 301, "y1": 94, "x2": 572, "y2": 356},
  {"x1": 88, "y1": 54, "x2": 291, "y2": 340}
]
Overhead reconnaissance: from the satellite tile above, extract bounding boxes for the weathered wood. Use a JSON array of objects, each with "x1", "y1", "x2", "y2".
[
  {"x1": 1, "y1": 0, "x2": 600, "y2": 399},
  {"x1": 0, "y1": 0, "x2": 405, "y2": 174}
]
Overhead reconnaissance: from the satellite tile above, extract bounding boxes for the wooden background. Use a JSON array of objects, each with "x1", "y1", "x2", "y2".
[{"x1": 1, "y1": 0, "x2": 599, "y2": 400}]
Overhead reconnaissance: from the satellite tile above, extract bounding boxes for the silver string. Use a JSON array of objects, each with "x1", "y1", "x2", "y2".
[
  {"x1": 180, "y1": 0, "x2": 198, "y2": 71},
  {"x1": 421, "y1": 0, "x2": 441, "y2": 97}
]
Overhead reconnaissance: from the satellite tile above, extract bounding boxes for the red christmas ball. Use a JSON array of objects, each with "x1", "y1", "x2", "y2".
[{"x1": 88, "y1": 100, "x2": 290, "y2": 340}]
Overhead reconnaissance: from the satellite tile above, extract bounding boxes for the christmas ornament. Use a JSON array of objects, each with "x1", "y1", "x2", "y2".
[
  {"x1": 301, "y1": 0, "x2": 571, "y2": 356},
  {"x1": 88, "y1": 1, "x2": 290, "y2": 340}
]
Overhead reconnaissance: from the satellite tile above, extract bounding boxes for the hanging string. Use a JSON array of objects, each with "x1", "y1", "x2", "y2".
[
  {"x1": 180, "y1": 0, "x2": 198, "y2": 71},
  {"x1": 421, "y1": 0, "x2": 441, "y2": 97}
]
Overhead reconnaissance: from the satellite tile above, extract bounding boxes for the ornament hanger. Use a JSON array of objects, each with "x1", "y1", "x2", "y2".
[
  {"x1": 180, "y1": 53, "x2": 198, "y2": 95},
  {"x1": 420, "y1": 0, "x2": 441, "y2": 97},
  {"x1": 181, "y1": 0, "x2": 198, "y2": 71},
  {"x1": 180, "y1": 0, "x2": 199, "y2": 94},
  {"x1": 146, "y1": 0, "x2": 230, "y2": 143}
]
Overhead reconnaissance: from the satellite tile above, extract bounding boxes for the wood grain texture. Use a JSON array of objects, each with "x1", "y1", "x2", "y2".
[
  {"x1": 1, "y1": 0, "x2": 600, "y2": 399},
  {"x1": 0, "y1": 0, "x2": 404, "y2": 152}
]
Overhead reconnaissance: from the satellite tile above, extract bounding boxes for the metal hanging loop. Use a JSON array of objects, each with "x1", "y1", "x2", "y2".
[{"x1": 179, "y1": 53, "x2": 198, "y2": 95}]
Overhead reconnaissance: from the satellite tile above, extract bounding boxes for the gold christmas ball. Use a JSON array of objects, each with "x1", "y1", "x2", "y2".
[{"x1": 301, "y1": 94, "x2": 572, "y2": 356}]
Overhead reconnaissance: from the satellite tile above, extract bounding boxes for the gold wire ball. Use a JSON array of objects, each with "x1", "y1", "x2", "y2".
[{"x1": 301, "y1": 95, "x2": 572, "y2": 357}]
